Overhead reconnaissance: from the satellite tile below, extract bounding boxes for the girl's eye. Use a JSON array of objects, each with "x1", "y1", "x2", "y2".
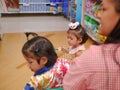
[
  {"x1": 70, "y1": 37, "x2": 73, "y2": 40},
  {"x1": 101, "y1": 7, "x2": 106, "y2": 11},
  {"x1": 102, "y1": 8, "x2": 105, "y2": 11}
]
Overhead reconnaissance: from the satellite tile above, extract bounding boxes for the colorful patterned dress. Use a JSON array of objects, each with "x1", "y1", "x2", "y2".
[{"x1": 24, "y1": 58, "x2": 70, "y2": 90}]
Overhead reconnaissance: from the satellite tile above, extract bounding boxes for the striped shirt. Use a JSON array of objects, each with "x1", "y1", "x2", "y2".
[{"x1": 63, "y1": 44, "x2": 120, "y2": 90}]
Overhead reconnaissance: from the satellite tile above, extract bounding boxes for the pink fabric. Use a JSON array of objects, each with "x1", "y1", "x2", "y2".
[
  {"x1": 63, "y1": 44, "x2": 120, "y2": 90},
  {"x1": 69, "y1": 44, "x2": 85, "y2": 54}
]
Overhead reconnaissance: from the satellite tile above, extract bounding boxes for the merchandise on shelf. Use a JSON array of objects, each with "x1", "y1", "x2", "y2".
[
  {"x1": 84, "y1": 15, "x2": 99, "y2": 32},
  {"x1": 84, "y1": 0, "x2": 102, "y2": 29},
  {"x1": 69, "y1": 0, "x2": 76, "y2": 21},
  {"x1": 85, "y1": 0, "x2": 94, "y2": 16},
  {"x1": 50, "y1": 0, "x2": 63, "y2": 14},
  {"x1": 19, "y1": 0, "x2": 63, "y2": 13},
  {"x1": 75, "y1": 0, "x2": 82, "y2": 23},
  {"x1": 4, "y1": 0, "x2": 19, "y2": 12},
  {"x1": 97, "y1": 30, "x2": 107, "y2": 42},
  {"x1": 0, "y1": 0, "x2": 8, "y2": 12},
  {"x1": 91, "y1": 1, "x2": 101, "y2": 18},
  {"x1": 0, "y1": 1, "x2": 3, "y2": 12},
  {"x1": 84, "y1": 0, "x2": 103, "y2": 43},
  {"x1": 1, "y1": 0, "x2": 63, "y2": 14},
  {"x1": 85, "y1": 0, "x2": 102, "y2": 22},
  {"x1": 64, "y1": 0, "x2": 83, "y2": 23},
  {"x1": 63, "y1": 0, "x2": 69, "y2": 16}
]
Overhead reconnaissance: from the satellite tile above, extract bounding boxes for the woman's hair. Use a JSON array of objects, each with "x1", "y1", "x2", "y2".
[
  {"x1": 105, "y1": 0, "x2": 120, "y2": 43},
  {"x1": 68, "y1": 22, "x2": 88, "y2": 44},
  {"x1": 113, "y1": 0, "x2": 120, "y2": 13},
  {"x1": 22, "y1": 36, "x2": 58, "y2": 67}
]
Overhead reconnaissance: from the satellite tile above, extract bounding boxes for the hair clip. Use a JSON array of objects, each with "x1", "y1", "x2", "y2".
[{"x1": 69, "y1": 22, "x2": 79, "y2": 29}]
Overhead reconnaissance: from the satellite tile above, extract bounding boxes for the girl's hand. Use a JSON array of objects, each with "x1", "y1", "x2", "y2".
[{"x1": 61, "y1": 46, "x2": 69, "y2": 53}]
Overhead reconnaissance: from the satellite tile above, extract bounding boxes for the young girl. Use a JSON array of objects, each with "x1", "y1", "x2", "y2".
[
  {"x1": 61, "y1": 22, "x2": 88, "y2": 60},
  {"x1": 22, "y1": 36, "x2": 70, "y2": 90}
]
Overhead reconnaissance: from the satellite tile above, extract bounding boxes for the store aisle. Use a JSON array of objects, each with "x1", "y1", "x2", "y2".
[{"x1": 0, "y1": 15, "x2": 70, "y2": 33}]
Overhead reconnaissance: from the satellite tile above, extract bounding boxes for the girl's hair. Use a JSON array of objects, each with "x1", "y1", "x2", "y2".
[
  {"x1": 22, "y1": 36, "x2": 58, "y2": 67},
  {"x1": 105, "y1": 0, "x2": 120, "y2": 43},
  {"x1": 68, "y1": 23, "x2": 88, "y2": 44}
]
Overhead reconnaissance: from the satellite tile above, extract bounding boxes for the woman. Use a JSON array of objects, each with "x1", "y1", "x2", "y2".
[{"x1": 63, "y1": 0, "x2": 120, "y2": 90}]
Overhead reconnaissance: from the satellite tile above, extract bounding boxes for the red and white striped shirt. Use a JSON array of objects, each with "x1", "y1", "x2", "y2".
[{"x1": 63, "y1": 44, "x2": 120, "y2": 90}]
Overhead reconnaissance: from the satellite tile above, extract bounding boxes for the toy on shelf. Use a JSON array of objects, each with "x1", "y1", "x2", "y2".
[
  {"x1": 85, "y1": 0, "x2": 94, "y2": 16},
  {"x1": 92, "y1": 4, "x2": 101, "y2": 18},
  {"x1": 84, "y1": 15, "x2": 99, "y2": 32},
  {"x1": 97, "y1": 30, "x2": 107, "y2": 42},
  {"x1": 4, "y1": 0, "x2": 19, "y2": 12},
  {"x1": 91, "y1": 0, "x2": 102, "y2": 18}
]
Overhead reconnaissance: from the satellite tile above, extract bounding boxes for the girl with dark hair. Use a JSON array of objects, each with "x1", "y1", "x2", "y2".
[
  {"x1": 61, "y1": 22, "x2": 88, "y2": 60},
  {"x1": 63, "y1": 0, "x2": 120, "y2": 89},
  {"x1": 22, "y1": 36, "x2": 70, "y2": 90}
]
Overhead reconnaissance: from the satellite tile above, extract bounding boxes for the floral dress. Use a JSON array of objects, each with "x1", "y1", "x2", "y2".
[{"x1": 24, "y1": 58, "x2": 70, "y2": 90}]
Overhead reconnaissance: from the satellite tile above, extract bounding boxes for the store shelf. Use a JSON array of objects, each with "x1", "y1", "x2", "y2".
[
  {"x1": 85, "y1": 13, "x2": 100, "y2": 23},
  {"x1": 82, "y1": 0, "x2": 102, "y2": 43},
  {"x1": 69, "y1": 0, "x2": 77, "y2": 21},
  {"x1": 0, "y1": 0, "x2": 64, "y2": 14},
  {"x1": 19, "y1": 11, "x2": 53, "y2": 13},
  {"x1": 19, "y1": 2, "x2": 63, "y2": 5},
  {"x1": 84, "y1": 26, "x2": 103, "y2": 44},
  {"x1": 63, "y1": 0, "x2": 69, "y2": 16}
]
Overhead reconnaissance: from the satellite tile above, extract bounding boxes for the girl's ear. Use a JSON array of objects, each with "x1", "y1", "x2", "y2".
[
  {"x1": 78, "y1": 38, "x2": 82, "y2": 44},
  {"x1": 39, "y1": 57, "x2": 48, "y2": 65}
]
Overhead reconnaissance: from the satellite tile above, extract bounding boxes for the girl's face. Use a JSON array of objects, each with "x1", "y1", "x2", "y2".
[
  {"x1": 67, "y1": 33, "x2": 82, "y2": 48},
  {"x1": 23, "y1": 52, "x2": 45, "y2": 72},
  {"x1": 98, "y1": 0, "x2": 120, "y2": 36}
]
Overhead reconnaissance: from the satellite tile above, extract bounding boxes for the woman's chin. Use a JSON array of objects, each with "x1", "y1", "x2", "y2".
[{"x1": 98, "y1": 25, "x2": 107, "y2": 36}]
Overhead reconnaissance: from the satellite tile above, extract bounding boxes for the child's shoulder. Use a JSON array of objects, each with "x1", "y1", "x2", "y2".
[
  {"x1": 53, "y1": 58, "x2": 70, "y2": 73},
  {"x1": 56, "y1": 58, "x2": 70, "y2": 64}
]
